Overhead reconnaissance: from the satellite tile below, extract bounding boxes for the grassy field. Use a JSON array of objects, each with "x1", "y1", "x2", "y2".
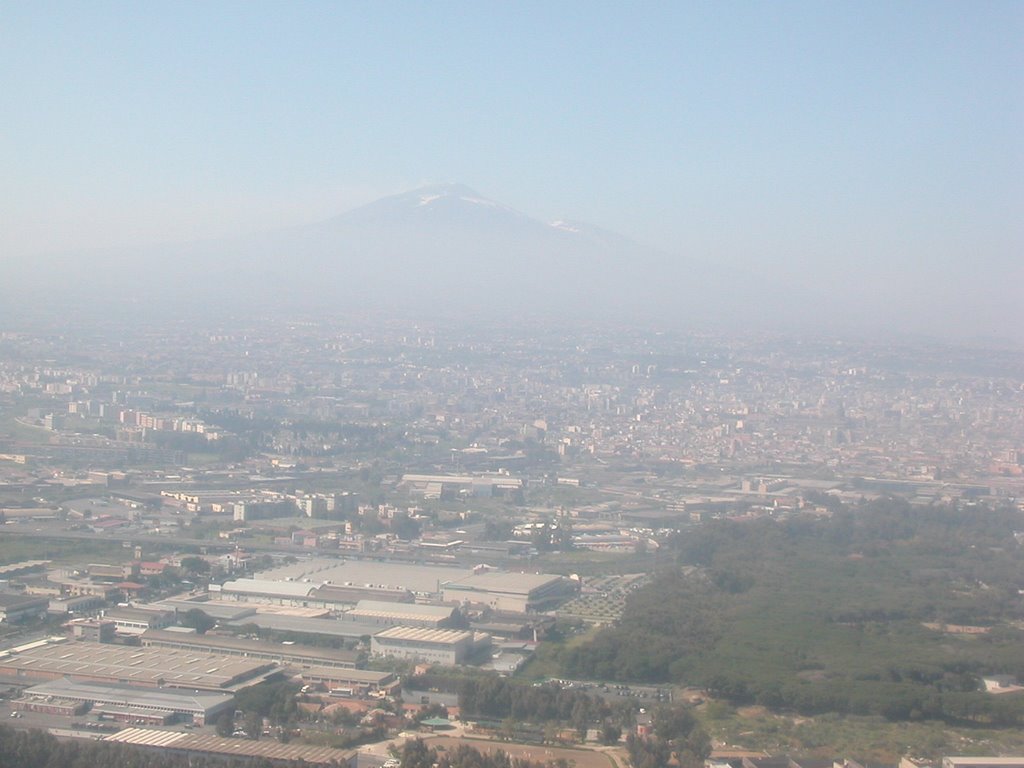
[
  {"x1": 698, "y1": 701, "x2": 1024, "y2": 762},
  {"x1": 426, "y1": 735, "x2": 618, "y2": 768},
  {"x1": 0, "y1": 535, "x2": 133, "y2": 565},
  {"x1": 0, "y1": 415, "x2": 53, "y2": 444},
  {"x1": 519, "y1": 625, "x2": 602, "y2": 681}
]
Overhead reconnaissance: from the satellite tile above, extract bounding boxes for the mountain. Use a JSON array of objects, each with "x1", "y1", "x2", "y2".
[{"x1": 0, "y1": 183, "x2": 786, "y2": 328}]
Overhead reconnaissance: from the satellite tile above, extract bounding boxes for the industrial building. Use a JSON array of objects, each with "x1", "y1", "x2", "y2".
[
  {"x1": 211, "y1": 559, "x2": 574, "y2": 617},
  {"x1": 400, "y1": 472, "x2": 524, "y2": 498},
  {"x1": 0, "y1": 639, "x2": 275, "y2": 691},
  {"x1": 224, "y1": 612, "x2": 383, "y2": 642},
  {"x1": 103, "y1": 606, "x2": 175, "y2": 635},
  {"x1": 293, "y1": 666, "x2": 400, "y2": 697},
  {"x1": 70, "y1": 618, "x2": 116, "y2": 642},
  {"x1": 146, "y1": 597, "x2": 259, "y2": 622},
  {"x1": 251, "y1": 558, "x2": 474, "y2": 600},
  {"x1": 0, "y1": 593, "x2": 50, "y2": 624},
  {"x1": 48, "y1": 594, "x2": 105, "y2": 616},
  {"x1": 343, "y1": 600, "x2": 457, "y2": 628},
  {"x1": 0, "y1": 560, "x2": 50, "y2": 579},
  {"x1": 212, "y1": 578, "x2": 414, "y2": 609},
  {"x1": 442, "y1": 571, "x2": 577, "y2": 612},
  {"x1": 14, "y1": 678, "x2": 235, "y2": 724},
  {"x1": 370, "y1": 626, "x2": 490, "y2": 665},
  {"x1": 103, "y1": 727, "x2": 356, "y2": 767},
  {"x1": 140, "y1": 628, "x2": 358, "y2": 669}
]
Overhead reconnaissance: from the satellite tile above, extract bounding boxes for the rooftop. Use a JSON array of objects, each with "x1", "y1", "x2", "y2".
[
  {"x1": 225, "y1": 613, "x2": 382, "y2": 640},
  {"x1": 22, "y1": 678, "x2": 234, "y2": 713},
  {"x1": 141, "y1": 629, "x2": 359, "y2": 666},
  {"x1": 373, "y1": 626, "x2": 474, "y2": 645},
  {"x1": 348, "y1": 600, "x2": 455, "y2": 620},
  {"x1": 104, "y1": 727, "x2": 356, "y2": 766},
  {"x1": 0, "y1": 640, "x2": 271, "y2": 690},
  {"x1": 446, "y1": 571, "x2": 567, "y2": 595},
  {"x1": 219, "y1": 578, "x2": 320, "y2": 598}
]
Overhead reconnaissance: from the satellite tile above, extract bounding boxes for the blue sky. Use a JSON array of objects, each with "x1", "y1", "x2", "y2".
[{"x1": 2, "y1": 1, "x2": 1021, "y2": 327}]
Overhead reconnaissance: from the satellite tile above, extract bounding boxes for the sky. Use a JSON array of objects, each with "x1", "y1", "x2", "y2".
[{"x1": 2, "y1": 2, "x2": 1022, "y2": 334}]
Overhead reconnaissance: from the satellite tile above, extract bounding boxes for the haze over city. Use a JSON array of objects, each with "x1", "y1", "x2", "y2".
[
  {"x1": 2, "y1": 4, "x2": 1024, "y2": 765},
  {"x1": 2, "y1": 2, "x2": 1022, "y2": 339}
]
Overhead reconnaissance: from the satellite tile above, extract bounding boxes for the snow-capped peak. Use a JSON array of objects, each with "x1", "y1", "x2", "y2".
[{"x1": 550, "y1": 220, "x2": 581, "y2": 233}]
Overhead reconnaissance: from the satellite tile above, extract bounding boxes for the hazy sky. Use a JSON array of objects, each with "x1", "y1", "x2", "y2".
[{"x1": 2, "y1": 1, "x2": 1022, "y2": 326}]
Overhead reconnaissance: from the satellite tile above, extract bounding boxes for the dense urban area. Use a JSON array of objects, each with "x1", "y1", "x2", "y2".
[{"x1": 0, "y1": 316, "x2": 1022, "y2": 768}]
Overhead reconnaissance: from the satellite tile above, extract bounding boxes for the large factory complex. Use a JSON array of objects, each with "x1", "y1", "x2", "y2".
[
  {"x1": 210, "y1": 558, "x2": 577, "y2": 613},
  {"x1": 0, "y1": 554, "x2": 577, "y2": 750}
]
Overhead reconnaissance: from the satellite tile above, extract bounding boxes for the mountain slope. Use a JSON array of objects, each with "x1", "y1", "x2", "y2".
[{"x1": 0, "y1": 183, "x2": 777, "y2": 327}]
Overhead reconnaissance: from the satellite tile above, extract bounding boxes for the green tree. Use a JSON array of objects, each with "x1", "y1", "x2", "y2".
[
  {"x1": 215, "y1": 710, "x2": 234, "y2": 737},
  {"x1": 180, "y1": 608, "x2": 216, "y2": 634}
]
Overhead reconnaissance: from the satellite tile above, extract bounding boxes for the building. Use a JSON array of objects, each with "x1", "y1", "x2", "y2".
[
  {"x1": 49, "y1": 594, "x2": 105, "y2": 616},
  {"x1": 54, "y1": 581, "x2": 122, "y2": 600},
  {"x1": 103, "y1": 728, "x2": 356, "y2": 768},
  {"x1": 942, "y1": 760, "x2": 1024, "y2": 768},
  {"x1": 88, "y1": 563, "x2": 139, "y2": 581},
  {"x1": 0, "y1": 639, "x2": 275, "y2": 691},
  {"x1": 140, "y1": 628, "x2": 358, "y2": 669},
  {"x1": 293, "y1": 667, "x2": 400, "y2": 697},
  {"x1": 224, "y1": 612, "x2": 383, "y2": 642},
  {"x1": 442, "y1": 571, "x2": 577, "y2": 612},
  {"x1": 15, "y1": 678, "x2": 235, "y2": 725},
  {"x1": 103, "y1": 606, "x2": 175, "y2": 636},
  {"x1": 370, "y1": 626, "x2": 490, "y2": 665},
  {"x1": 343, "y1": 600, "x2": 458, "y2": 628},
  {"x1": 239, "y1": 558, "x2": 474, "y2": 599},
  {"x1": 0, "y1": 560, "x2": 50, "y2": 579},
  {"x1": 212, "y1": 577, "x2": 414, "y2": 609},
  {"x1": 401, "y1": 473, "x2": 524, "y2": 499},
  {"x1": 0, "y1": 593, "x2": 50, "y2": 623},
  {"x1": 70, "y1": 618, "x2": 116, "y2": 642}
]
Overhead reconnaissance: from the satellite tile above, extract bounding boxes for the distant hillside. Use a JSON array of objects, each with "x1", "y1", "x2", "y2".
[{"x1": 0, "y1": 184, "x2": 801, "y2": 329}]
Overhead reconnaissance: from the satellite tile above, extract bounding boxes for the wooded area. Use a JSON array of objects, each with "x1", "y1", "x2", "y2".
[{"x1": 560, "y1": 499, "x2": 1024, "y2": 725}]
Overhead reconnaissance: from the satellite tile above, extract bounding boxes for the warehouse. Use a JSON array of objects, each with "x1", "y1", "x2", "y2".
[
  {"x1": 343, "y1": 600, "x2": 457, "y2": 628},
  {"x1": 371, "y1": 626, "x2": 490, "y2": 665},
  {"x1": 14, "y1": 678, "x2": 235, "y2": 724},
  {"x1": 224, "y1": 612, "x2": 382, "y2": 642},
  {"x1": 253, "y1": 558, "x2": 474, "y2": 599},
  {"x1": 146, "y1": 597, "x2": 258, "y2": 622},
  {"x1": 0, "y1": 639, "x2": 275, "y2": 691},
  {"x1": 442, "y1": 571, "x2": 577, "y2": 612},
  {"x1": 0, "y1": 593, "x2": 50, "y2": 624},
  {"x1": 103, "y1": 727, "x2": 356, "y2": 767},
  {"x1": 214, "y1": 578, "x2": 319, "y2": 606},
  {"x1": 293, "y1": 667, "x2": 400, "y2": 697},
  {"x1": 140, "y1": 628, "x2": 358, "y2": 669},
  {"x1": 103, "y1": 606, "x2": 175, "y2": 635},
  {"x1": 0, "y1": 560, "x2": 50, "y2": 579}
]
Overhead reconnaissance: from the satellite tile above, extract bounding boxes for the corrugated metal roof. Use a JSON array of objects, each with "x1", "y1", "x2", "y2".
[
  {"x1": 220, "y1": 578, "x2": 320, "y2": 597},
  {"x1": 351, "y1": 600, "x2": 455, "y2": 618},
  {"x1": 373, "y1": 626, "x2": 473, "y2": 644},
  {"x1": 105, "y1": 728, "x2": 356, "y2": 764}
]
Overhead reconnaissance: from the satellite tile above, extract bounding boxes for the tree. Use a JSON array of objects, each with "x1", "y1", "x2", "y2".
[
  {"x1": 600, "y1": 722, "x2": 622, "y2": 745},
  {"x1": 180, "y1": 608, "x2": 216, "y2": 634},
  {"x1": 244, "y1": 711, "x2": 263, "y2": 740},
  {"x1": 180, "y1": 556, "x2": 211, "y2": 576},
  {"x1": 215, "y1": 710, "x2": 234, "y2": 737},
  {"x1": 400, "y1": 737, "x2": 436, "y2": 768}
]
